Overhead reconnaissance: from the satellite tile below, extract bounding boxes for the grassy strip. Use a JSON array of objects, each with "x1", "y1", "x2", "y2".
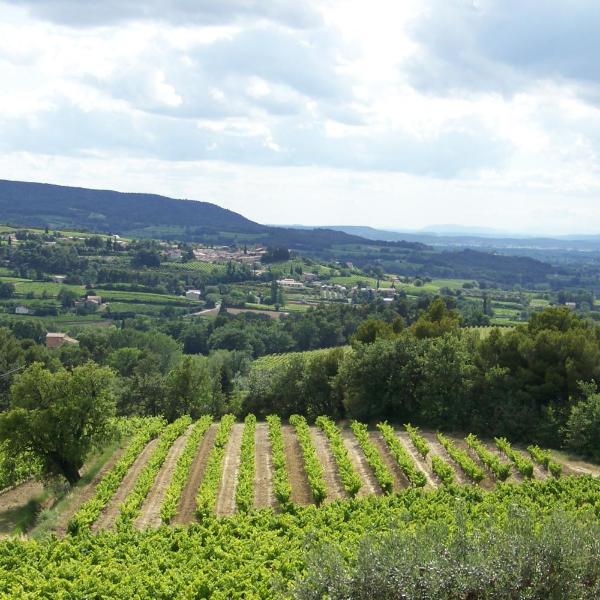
[
  {"x1": 495, "y1": 437, "x2": 534, "y2": 478},
  {"x1": 160, "y1": 416, "x2": 212, "y2": 524},
  {"x1": 117, "y1": 416, "x2": 192, "y2": 528},
  {"x1": 68, "y1": 417, "x2": 165, "y2": 534},
  {"x1": 350, "y1": 421, "x2": 394, "y2": 494},
  {"x1": 266, "y1": 415, "x2": 292, "y2": 506},
  {"x1": 377, "y1": 422, "x2": 427, "y2": 487},
  {"x1": 431, "y1": 455, "x2": 455, "y2": 485},
  {"x1": 466, "y1": 434, "x2": 511, "y2": 481},
  {"x1": 528, "y1": 445, "x2": 563, "y2": 478},
  {"x1": 195, "y1": 415, "x2": 236, "y2": 519},
  {"x1": 289, "y1": 415, "x2": 327, "y2": 505},
  {"x1": 437, "y1": 433, "x2": 485, "y2": 483},
  {"x1": 316, "y1": 416, "x2": 362, "y2": 497},
  {"x1": 404, "y1": 424, "x2": 429, "y2": 459},
  {"x1": 235, "y1": 414, "x2": 257, "y2": 513}
]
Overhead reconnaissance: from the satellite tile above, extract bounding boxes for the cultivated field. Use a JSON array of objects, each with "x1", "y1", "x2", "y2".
[{"x1": 56, "y1": 415, "x2": 600, "y2": 534}]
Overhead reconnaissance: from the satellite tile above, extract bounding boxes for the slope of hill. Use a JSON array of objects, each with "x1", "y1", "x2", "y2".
[
  {"x1": 0, "y1": 179, "x2": 564, "y2": 285},
  {"x1": 0, "y1": 179, "x2": 414, "y2": 252}
]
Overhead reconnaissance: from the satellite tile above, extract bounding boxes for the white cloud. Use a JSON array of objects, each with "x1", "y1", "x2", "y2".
[{"x1": 0, "y1": 0, "x2": 599, "y2": 233}]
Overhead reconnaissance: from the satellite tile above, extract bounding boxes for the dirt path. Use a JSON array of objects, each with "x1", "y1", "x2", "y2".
[
  {"x1": 54, "y1": 445, "x2": 127, "y2": 535},
  {"x1": 172, "y1": 424, "x2": 217, "y2": 525},
  {"x1": 254, "y1": 423, "x2": 275, "y2": 509},
  {"x1": 92, "y1": 438, "x2": 159, "y2": 531},
  {"x1": 396, "y1": 430, "x2": 437, "y2": 488},
  {"x1": 368, "y1": 431, "x2": 408, "y2": 491},
  {"x1": 551, "y1": 450, "x2": 600, "y2": 477},
  {"x1": 282, "y1": 425, "x2": 312, "y2": 505},
  {"x1": 421, "y1": 432, "x2": 467, "y2": 485},
  {"x1": 341, "y1": 429, "x2": 380, "y2": 496},
  {"x1": 0, "y1": 479, "x2": 44, "y2": 536},
  {"x1": 309, "y1": 427, "x2": 346, "y2": 501},
  {"x1": 215, "y1": 423, "x2": 244, "y2": 517},
  {"x1": 134, "y1": 426, "x2": 192, "y2": 529}
]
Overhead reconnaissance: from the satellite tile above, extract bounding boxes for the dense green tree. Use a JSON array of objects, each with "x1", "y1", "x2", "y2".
[
  {"x1": 412, "y1": 297, "x2": 461, "y2": 339},
  {"x1": 162, "y1": 356, "x2": 212, "y2": 421},
  {"x1": 0, "y1": 362, "x2": 116, "y2": 484},
  {"x1": 564, "y1": 382, "x2": 600, "y2": 461}
]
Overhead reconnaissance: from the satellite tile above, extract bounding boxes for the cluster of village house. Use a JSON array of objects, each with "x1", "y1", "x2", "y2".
[{"x1": 162, "y1": 244, "x2": 266, "y2": 265}]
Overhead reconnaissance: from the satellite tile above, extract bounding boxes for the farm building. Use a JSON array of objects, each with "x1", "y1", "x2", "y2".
[
  {"x1": 46, "y1": 332, "x2": 79, "y2": 349},
  {"x1": 277, "y1": 278, "x2": 304, "y2": 289},
  {"x1": 185, "y1": 289, "x2": 202, "y2": 301},
  {"x1": 15, "y1": 305, "x2": 31, "y2": 315}
]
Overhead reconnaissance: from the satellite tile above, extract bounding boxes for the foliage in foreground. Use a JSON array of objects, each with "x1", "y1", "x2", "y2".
[
  {"x1": 1, "y1": 477, "x2": 599, "y2": 598},
  {"x1": 295, "y1": 509, "x2": 600, "y2": 600}
]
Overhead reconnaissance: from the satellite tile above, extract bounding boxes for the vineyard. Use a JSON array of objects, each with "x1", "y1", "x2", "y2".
[
  {"x1": 1, "y1": 416, "x2": 600, "y2": 597},
  {"x1": 55, "y1": 417, "x2": 597, "y2": 532}
]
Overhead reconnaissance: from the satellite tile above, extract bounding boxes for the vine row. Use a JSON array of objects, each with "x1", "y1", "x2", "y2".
[
  {"x1": 67, "y1": 416, "x2": 165, "y2": 534},
  {"x1": 117, "y1": 416, "x2": 192, "y2": 527},
  {"x1": 437, "y1": 432, "x2": 485, "y2": 483},
  {"x1": 404, "y1": 423, "x2": 430, "y2": 458},
  {"x1": 316, "y1": 416, "x2": 362, "y2": 497},
  {"x1": 195, "y1": 414, "x2": 236, "y2": 518},
  {"x1": 431, "y1": 454, "x2": 455, "y2": 485},
  {"x1": 466, "y1": 433, "x2": 511, "y2": 481},
  {"x1": 495, "y1": 437, "x2": 534, "y2": 478},
  {"x1": 266, "y1": 415, "x2": 292, "y2": 506},
  {"x1": 528, "y1": 444, "x2": 563, "y2": 478},
  {"x1": 377, "y1": 422, "x2": 426, "y2": 487},
  {"x1": 289, "y1": 415, "x2": 327, "y2": 505},
  {"x1": 160, "y1": 415, "x2": 213, "y2": 524},
  {"x1": 350, "y1": 421, "x2": 394, "y2": 494}
]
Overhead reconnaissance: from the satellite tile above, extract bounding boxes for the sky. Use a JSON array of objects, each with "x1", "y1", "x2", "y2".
[{"x1": 1, "y1": 0, "x2": 600, "y2": 234}]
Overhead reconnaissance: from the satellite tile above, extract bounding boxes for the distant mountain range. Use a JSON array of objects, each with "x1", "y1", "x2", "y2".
[
  {"x1": 0, "y1": 179, "x2": 404, "y2": 251},
  {"x1": 0, "y1": 179, "x2": 575, "y2": 285},
  {"x1": 287, "y1": 225, "x2": 600, "y2": 252}
]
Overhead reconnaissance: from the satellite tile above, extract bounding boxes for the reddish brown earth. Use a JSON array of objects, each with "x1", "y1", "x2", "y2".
[
  {"x1": 340, "y1": 429, "x2": 380, "y2": 496},
  {"x1": 93, "y1": 438, "x2": 159, "y2": 531},
  {"x1": 215, "y1": 423, "x2": 244, "y2": 517},
  {"x1": 135, "y1": 426, "x2": 192, "y2": 529},
  {"x1": 254, "y1": 423, "x2": 275, "y2": 509},
  {"x1": 172, "y1": 423, "x2": 217, "y2": 525},
  {"x1": 309, "y1": 427, "x2": 346, "y2": 501},
  {"x1": 282, "y1": 425, "x2": 312, "y2": 505}
]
